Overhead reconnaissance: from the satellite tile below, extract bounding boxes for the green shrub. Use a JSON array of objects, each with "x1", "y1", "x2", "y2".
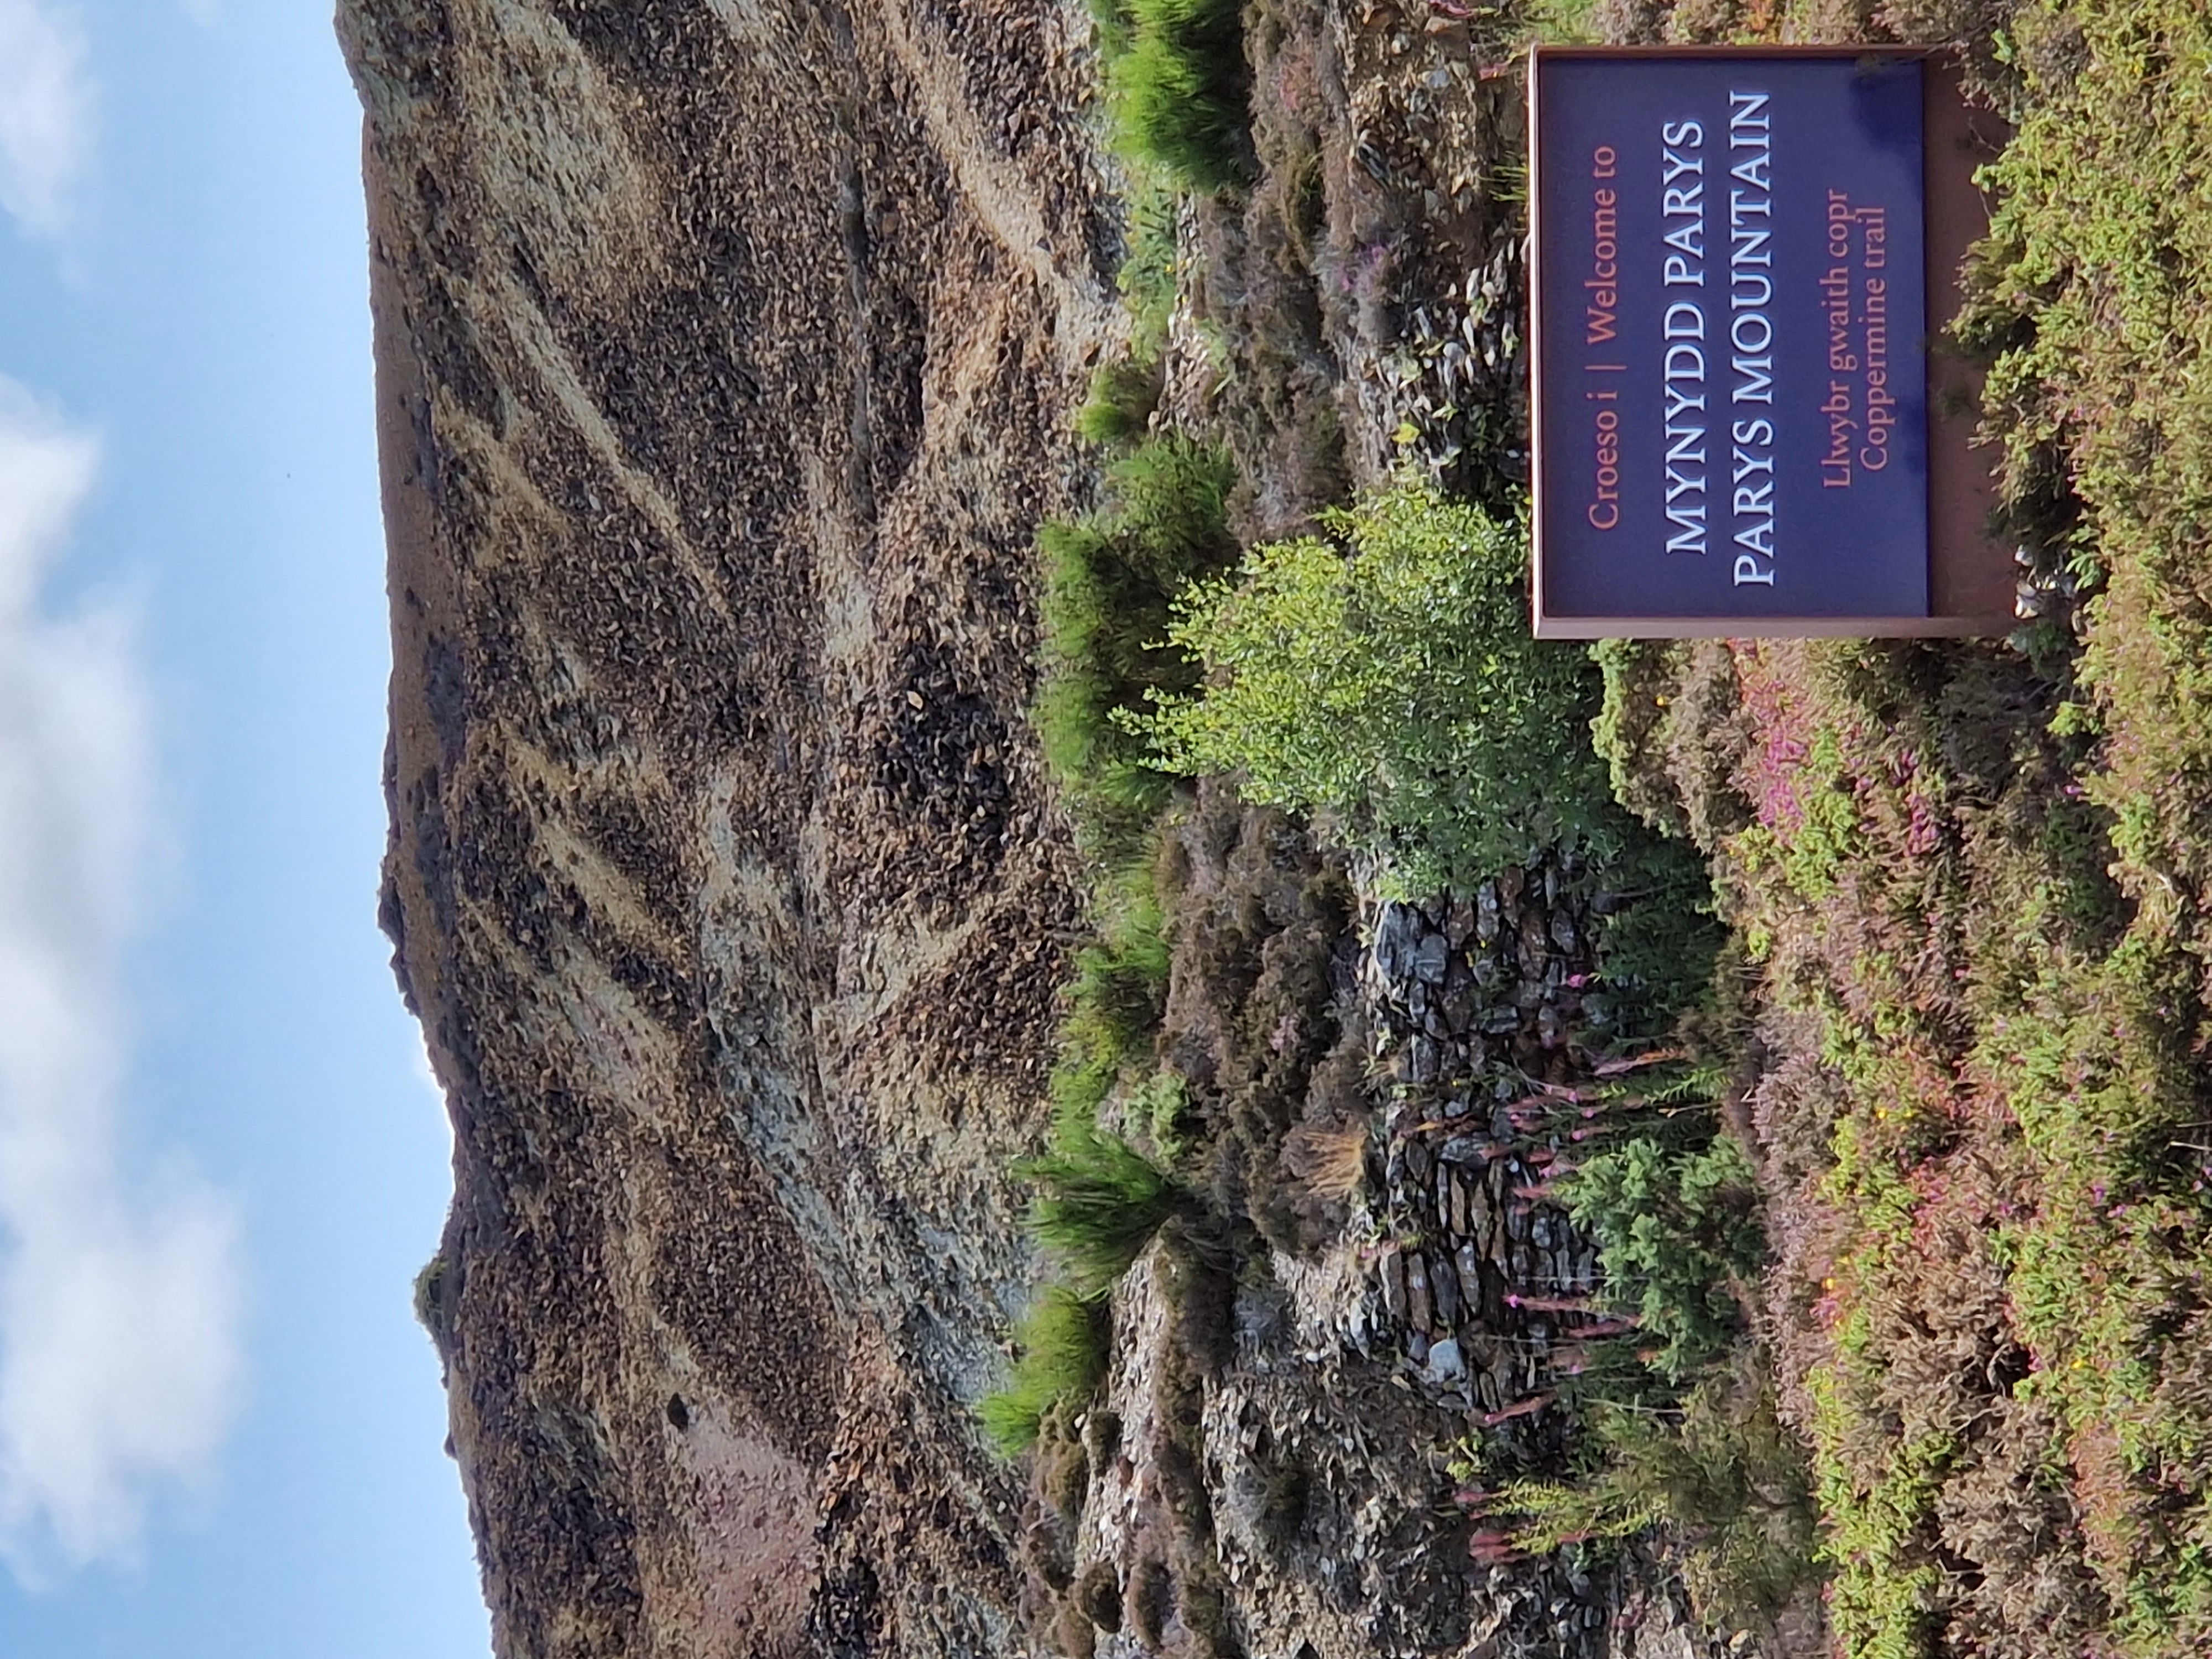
[
  {"x1": 1022, "y1": 1128, "x2": 1187, "y2": 1293},
  {"x1": 1500, "y1": 1366, "x2": 1818, "y2": 1629},
  {"x1": 980, "y1": 1285, "x2": 1113, "y2": 1455},
  {"x1": 1590, "y1": 638, "x2": 1690, "y2": 839},
  {"x1": 1561, "y1": 1130, "x2": 1765, "y2": 1384},
  {"x1": 1108, "y1": 0, "x2": 1254, "y2": 193},
  {"x1": 1135, "y1": 482, "x2": 1619, "y2": 895},
  {"x1": 1590, "y1": 834, "x2": 1726, "y2": 1034}
]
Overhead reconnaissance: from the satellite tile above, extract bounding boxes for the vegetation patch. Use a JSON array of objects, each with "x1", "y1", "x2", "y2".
[
  {"x1": 1136, "y1": 480, "x2": 1719, "y2": 1015},
  {"x1": 1094, "y1": 0, "x2": 1256, "y2": 194},
  {"x1": 1482, "y1": 1364, "x2": 1819, "y2": 1635},
  {"x1": 1138, "y1": 483, "x2": 1613, "y2": 893},
  {"x1": 1023, "y1": 1127, "x2": 1190, "y2": 1297},
  {"x1": 980, "y1": 1286, "x2": 1114, "y2": 1456},
  {"x1": 1559, "y1": 1106, "x2": 1765, "y2": 1386},
  {"x1": 1035, "y1": 435, "x2": 1238, "y2": 860}
]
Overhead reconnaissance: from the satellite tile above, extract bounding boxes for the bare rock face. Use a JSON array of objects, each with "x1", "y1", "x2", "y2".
[{"x1": 339, "y1": 2, "x2": 1122, "y2": 1653}]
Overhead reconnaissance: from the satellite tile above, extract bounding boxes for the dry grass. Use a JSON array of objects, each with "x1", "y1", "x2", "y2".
[{"x1": 1281, "y1": 1120, "x2": 1369, "y2": 1202}]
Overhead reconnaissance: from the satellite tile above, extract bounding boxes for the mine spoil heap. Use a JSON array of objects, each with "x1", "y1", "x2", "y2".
[
  {"x1": 344, "y1": 0, "x2": 1117, "y2": 1652},
  {"x1": 345, "y1": 2, "x2": 1736, "y2": 1657}
]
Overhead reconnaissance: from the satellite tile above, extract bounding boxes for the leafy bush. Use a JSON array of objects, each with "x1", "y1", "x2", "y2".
[
  {"x1": 1106, "y1": 0, "x2": 1254, "y2": 194},
  {"x1": 1022, "y1": 1127, "x2": 1187, "y2": 1293},
  {"x1": 1136, "y1": 482, "x2": 1619, "y2": 895},
  {"x1": 980, "y1": 1285, "x2": 1113, "y2": 1455},
  {"x1": 1561, "y1": 1130, "x2": 1765, "y2": 1384}
]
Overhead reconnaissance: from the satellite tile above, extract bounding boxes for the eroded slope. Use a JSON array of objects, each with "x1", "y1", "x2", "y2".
[{"x1": 343, "y1": 2, "x2": 1122, "y2": 1652}]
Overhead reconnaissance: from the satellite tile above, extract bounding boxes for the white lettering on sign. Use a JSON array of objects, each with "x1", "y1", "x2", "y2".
[
  {"x1": 1728, "y1": 89, "x2": 1776, "y2": 586},
  {"x1": 1660, "y1": 117, "x2": 1707, "y2": 555}
]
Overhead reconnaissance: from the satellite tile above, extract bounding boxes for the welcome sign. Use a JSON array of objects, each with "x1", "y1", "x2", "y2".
[{"x1": 1529, "y1": 48, "x2": 2007, "y2": 637}]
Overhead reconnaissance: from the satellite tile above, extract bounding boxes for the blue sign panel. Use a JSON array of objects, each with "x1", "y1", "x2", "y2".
[{"x1": 1533, "y1": 55, "x2": 1929, "y2": 621}]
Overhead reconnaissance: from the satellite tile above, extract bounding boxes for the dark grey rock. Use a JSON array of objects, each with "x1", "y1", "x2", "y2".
[
  {"x1": 1455, "y1": 1244, "x2": 1484, "y2": 1315},
  {"x1": 1374, "y1": 902, "x2": 1423, "y2": 980},
  {"x1": 1379, "y1": 1247, "x2": 1408, "y2": 1321},
  {"x1": 1425, "y1": 1336, "x2": 1466, "y2": 1385},
  {"x1": 1446, "y1": 899, "x2": 1475, "y2": 951},
  {"x1": 1409, "y1": 1036, "x2": 1440, "y2": 1085},
  {"x1": 1431, "y1": 1254, "x2": 1460, "y2": 1328},
  {"x1": 1475, "y1": 883, "x2": 1500, "y2": 943}
]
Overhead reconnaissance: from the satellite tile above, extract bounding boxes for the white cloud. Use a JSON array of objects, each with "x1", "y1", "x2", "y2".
[
  {"x1": 0, "y1": 0, "x2": 94, "y2": 239},
  {"x1": 0, "y1": 378, "x2": 241, "y2": 1575}
]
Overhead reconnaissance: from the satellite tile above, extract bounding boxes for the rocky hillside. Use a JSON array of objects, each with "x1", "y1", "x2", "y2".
[
  {"x1": 342, "y1": 1, "x2": 1123, "y2": 1652},
  {"x1": 344, "y1": 3, "x2": 1775, "y2": 1657}
]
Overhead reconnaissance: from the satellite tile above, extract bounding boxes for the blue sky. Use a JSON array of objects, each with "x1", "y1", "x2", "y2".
[{"x1": 0, "y1": 1, "x2": 487, "y2": 1655}]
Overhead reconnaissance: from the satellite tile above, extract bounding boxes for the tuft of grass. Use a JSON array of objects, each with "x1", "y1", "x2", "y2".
[
  {"x1": 411, "y1": 1249, "x2": 455, "y2": 1354},
  {"x1": 979, "y1": 1285, "x2": 1113, "y2": 1456},
  {"x1": 1281, "y1": 1120, "x2": 1370, "y2": 1203},
  {"x1": 1035, "y1": 436, "x2": 1238, "y2": 860},
  {"x1": 1104, "y1": 434, "x2": 1237, "y2": 576},
  {"x1": 1119, "y1": 167, "x2": 1183, "y2": 362},
  {"x1": 1022, "y1": 1128, "x2": 1187, "y2": 1295},
  {"x1": 1131, "y1": 1068, "x2": 1198, "y2": 1164},
  {"x1": 1076, "y1": 357, "x2": 1162, "y2": 448},
  {"x1": 1107, "y1": 0, "x2": 1254, "y2": 194},
  {"x1": 1066, "y1": 920, "x2": 1172, "y2": 1073}
]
